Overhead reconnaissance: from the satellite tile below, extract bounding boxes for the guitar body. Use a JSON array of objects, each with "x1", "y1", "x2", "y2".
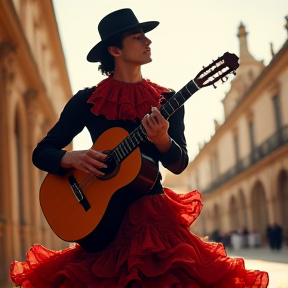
[{"x1": 40, "y1": 127, "x2": 159, "y2": 252}]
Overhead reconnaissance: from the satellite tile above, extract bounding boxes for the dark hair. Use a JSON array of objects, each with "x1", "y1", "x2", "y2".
[
  {"x1": 98, "y1": 34, "x2": 124, "y2": 76},
  {"x1": 98, "y1": 29, "x2": 143, "y2": 76}
]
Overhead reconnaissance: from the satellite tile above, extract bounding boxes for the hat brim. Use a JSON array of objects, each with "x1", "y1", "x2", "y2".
[{"x1": 87, "y1": 21, "x2": 159, "y2": 63}]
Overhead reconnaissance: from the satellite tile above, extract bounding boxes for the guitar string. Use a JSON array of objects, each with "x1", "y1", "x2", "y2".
[
  {"x1": 77, "y1": 64, "x2": 234, "y2": 189},
  {"x1": 78, "y1": 91, "x2": 185, "y2": 189},
  {"x1": 77, "y1": 96, "x2": 185, "y2": 190},
  {"x1": 78, "y1": 132, "x2": 141, "y2": 189}
]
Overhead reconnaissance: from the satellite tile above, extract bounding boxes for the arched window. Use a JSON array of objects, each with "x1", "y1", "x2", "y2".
[{"x1": 251, "y1": 181, "x2": 268, "y2": 243}]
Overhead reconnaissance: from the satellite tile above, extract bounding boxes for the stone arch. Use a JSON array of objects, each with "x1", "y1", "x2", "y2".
[
  {"x1": 238, "y1": 189, "x2": 248, "y2": 229},
  {"x1": 213, "y1": 203, "x2": 221, "y2": 231},
  {"x1": 277, "y1": 169, "x2": 288, "y2": 234},
  {"x1": 203, "y1": 207, "x2": 212, "y2": 236},
  {"x1": 197, "y1": 211, "x2": 207, "y2": 237},
  {"x1": 251, "y1": 181, "x2": 269, "y2": 243},
  {"x1": 208, "y1": 203, "x2": 222, "y2": 241},
  {"x1": 229, "y1": 195, "x2": 239, "y2": 232}
]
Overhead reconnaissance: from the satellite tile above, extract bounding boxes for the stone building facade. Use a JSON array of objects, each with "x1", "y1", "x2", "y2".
[
  {"x1": 163, "y1": 22, "x2": 288, "y2": 246},
  {"x1": 0, "y1": 1, "x2": 72, "y2": 287}
]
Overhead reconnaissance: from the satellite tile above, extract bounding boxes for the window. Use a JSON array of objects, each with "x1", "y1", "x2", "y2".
[
  {"x1": 234, "y1": 134, "x2": 240, "y2": 162},
  {"x1": 249, "y1": 121, "x2": 255, "y2": 151},
  {"x1": 273, "y1": 95, "x2": 282, "y2": 131},
  {"x1": 210, "y1": 153, "x2": 219, "y2": 181}
]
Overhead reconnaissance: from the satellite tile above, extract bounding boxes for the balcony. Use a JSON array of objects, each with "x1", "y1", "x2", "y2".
[{"x1": 202, "y1": 125, "x2": 288, "y2": 193}]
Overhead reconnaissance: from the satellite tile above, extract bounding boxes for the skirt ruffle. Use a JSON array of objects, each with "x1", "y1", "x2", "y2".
[{"x1": 10, "y1": 188, "x2": 269, "y2": 288}]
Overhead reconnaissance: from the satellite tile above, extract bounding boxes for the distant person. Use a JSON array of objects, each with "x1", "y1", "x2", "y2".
[
  {"x1": 266, "y1": 224, "x2": 275, "y2": 249},
  {"x1": 210, "y1": 229, "x2": 222, "y2": 242},
  {"x1": 9, "y1": 8, "x2": 269, "y2": 288},
  {"x1": 274, "y1": 223, "x2": 283, "y2": 250},
  {"x1": 242, "y1": 226, "x2": 249, "y2": 248}
]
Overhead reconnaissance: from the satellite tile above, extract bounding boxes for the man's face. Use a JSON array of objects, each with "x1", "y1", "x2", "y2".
[{"x1": 117, "y1": 30, "x2": 152, "y2": 66}]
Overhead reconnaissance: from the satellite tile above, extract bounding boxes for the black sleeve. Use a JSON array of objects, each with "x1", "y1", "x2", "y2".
[
  {"x1": 32, "y1": 87, "x2": 94, "y2": 175},
  {"x1": 159, "y1": 92, "x2": 189, "y2": 174}
]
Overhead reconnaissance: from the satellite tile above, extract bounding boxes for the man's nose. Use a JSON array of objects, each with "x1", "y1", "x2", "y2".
[{"x1": 145, "y1": 36, "x2": 152, "y2": 45}]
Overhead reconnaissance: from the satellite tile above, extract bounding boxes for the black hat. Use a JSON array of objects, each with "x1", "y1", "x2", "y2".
[{"x1": 87, "y1": 8, "x2": 159, "y2": 62}]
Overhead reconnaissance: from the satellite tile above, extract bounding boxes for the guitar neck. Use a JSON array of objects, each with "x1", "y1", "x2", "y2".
[
  {"x1": 160, "y1": 79, "x2": 199, "y2": 120},
  {"x1": 110, "y1": 79, "x2": 200, "y2": 165}
]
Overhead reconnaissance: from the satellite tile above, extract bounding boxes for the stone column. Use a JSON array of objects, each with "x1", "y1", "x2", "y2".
[
  {"x1": 24, "y1": 89, "x2": 44, "y2": 247},
  {"x1": 0, "y1": 42, "x2": 21, "y2": 283},
  {"x1": 245, "y1": 196, "x2": 254, "y2": 231}
]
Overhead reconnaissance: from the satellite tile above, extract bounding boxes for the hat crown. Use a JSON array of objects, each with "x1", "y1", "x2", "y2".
[
  {"x1": 87, "y1": 8, "x2": 159, "y2": 62},
  {"x1": 98, "y1": 8, "x2": 140, "y2": 41}
]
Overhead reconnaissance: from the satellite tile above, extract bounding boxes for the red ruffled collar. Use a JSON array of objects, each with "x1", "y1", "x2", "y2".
[{"x1": 87, "y1": 76, "x2": 171, "y2": 122}]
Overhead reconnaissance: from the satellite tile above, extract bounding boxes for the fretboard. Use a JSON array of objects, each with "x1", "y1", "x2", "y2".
[{"x1": 110, "y1": 79, "x2": 200, "y2": 164}]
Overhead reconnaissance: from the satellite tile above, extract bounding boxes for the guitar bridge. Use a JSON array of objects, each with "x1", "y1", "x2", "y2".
[{"x1": 68, "y1": 175, "x2": 91, "y2": 211}]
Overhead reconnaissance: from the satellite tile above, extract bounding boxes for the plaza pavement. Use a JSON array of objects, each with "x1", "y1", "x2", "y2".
[
  {"x1": 227, "y1": 247, "x2": 288, "y2": 288},
  {"x1": 227, "y1": 246, "x2": 288, "y2": 264}
]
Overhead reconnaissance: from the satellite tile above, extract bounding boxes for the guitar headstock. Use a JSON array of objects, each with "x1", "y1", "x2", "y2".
[{"x1": 194, "y1": 52, "x2": 239, "y2": 88}]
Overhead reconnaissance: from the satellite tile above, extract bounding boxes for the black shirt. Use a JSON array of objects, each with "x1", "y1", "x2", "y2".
[{"x1": 32, "y1": 87, "x2": 189, "y2": 194}]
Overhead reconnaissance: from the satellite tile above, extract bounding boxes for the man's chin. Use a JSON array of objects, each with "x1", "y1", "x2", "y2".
[{"x1": 143, "y1": 58, "x2": 152, "y2": 65}]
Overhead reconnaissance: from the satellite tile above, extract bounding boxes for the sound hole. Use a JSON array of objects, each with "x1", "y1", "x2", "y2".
[{"x1": 98, "y1": 150, "x2": 120, "y2": 180}]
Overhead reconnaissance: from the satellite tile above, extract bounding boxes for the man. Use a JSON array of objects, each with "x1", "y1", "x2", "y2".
[{"x1": 10, "y1": 8, "x2": 268, "y2": 288}]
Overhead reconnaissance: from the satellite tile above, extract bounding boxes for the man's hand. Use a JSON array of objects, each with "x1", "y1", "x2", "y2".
[
  {"x1": 60, "y1": 149, "x2": 107, "y2": 176},
  {"x1": 142, "y1": 107, "x2": 171, "y2": 153}
]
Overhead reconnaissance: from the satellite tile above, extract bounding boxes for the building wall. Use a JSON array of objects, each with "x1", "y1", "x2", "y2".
[
  {"x1": 0, "y1": 1, "x2": 72, "y2": 287},
  {"x1": 163, "y1": 23, "x2": 288, "y2": 248}
]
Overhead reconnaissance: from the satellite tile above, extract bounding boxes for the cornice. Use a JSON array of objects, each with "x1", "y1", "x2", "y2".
[
  {"x1": 189, "y1": 40, "x2": 288, "y2": 167},
  {"x1": 40, "y1": 0, "x2": 72, "y2": 100},
  {"x1": 202, "y1": 144, "x2": 288, "y2": 200},
  {"x1": 0, "y1": 0, "x2": 56, "y2": 120}
]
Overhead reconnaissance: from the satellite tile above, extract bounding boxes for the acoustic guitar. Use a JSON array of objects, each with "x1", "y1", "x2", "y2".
[{"x1": 39, "y1": 52, "x2": 239, "y2": 253}]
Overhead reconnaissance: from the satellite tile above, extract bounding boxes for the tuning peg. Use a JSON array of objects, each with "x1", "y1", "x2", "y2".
[{"x1": 213, "y1": 83, "x2": 217, "y2": 89}]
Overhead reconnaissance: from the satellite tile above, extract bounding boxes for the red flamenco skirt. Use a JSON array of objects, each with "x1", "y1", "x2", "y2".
[{"x1": 10, "y1": 188, "x2": 269, "y2": 288}]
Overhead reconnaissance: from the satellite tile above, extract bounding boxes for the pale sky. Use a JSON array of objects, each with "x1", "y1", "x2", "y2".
[{"x1": 52, "y1": 0, "x2": 288, "y2": 159}]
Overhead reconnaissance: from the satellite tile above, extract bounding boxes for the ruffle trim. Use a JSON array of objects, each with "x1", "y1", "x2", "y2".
[
  {"x1": 10, "y1": 189, "x2": 269, "y2": 288},
  {"x1": 87, "y1": 76, "x2": 171, "y2": 122}
]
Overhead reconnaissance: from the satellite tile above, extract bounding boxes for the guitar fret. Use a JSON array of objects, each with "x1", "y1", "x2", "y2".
[
  {"x1": 119, "y1": 145, "x2": 126, "y2": 157},
  {"x1": 140, "y1": 125, "x2": 147, "y2": 138},
  {"x1": 173, "y1": 97, "x2": 179, "y2": 106},
  {"x1": 168, "y1": 101, "x2": 176, "y2": 111},
  {"x1": 192, "y1": 79, "x2": 200, "y2": 90},
  {"x1": 162, "y1": 105, "x2": 169, "y2": 117},
  {"x1": 128, "y1": 137, "x2": 136, "y2": 149},
  {"x1": 179, "y1": 90, "x2": 186, "y2": 101},
  {"x1": 122, "y1": 142, "x2": 129, "y2": 154},
  {"x1": 131, "y1": 132, "x2": 139, "y2": 144},
  {"x1": 136, "y1": 130, "x2": 144, "y2": 141},
  {"x1": 124, "y1": 138, "x2": 132, "y2": 151},
  {"x1": 114, "y1": 150, "x2": 121, "y2": 163},
  {"x1": 185, "y1": 85, "x2": 192, "y2": 96},
  {"x1": 115, "y1": 147, "x2": 124, "y2": 160}
]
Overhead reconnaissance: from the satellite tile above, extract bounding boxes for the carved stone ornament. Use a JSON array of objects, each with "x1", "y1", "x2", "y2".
[
  {"x1": 0, "y1": 42, "x2": 17, "y2": 90},
  {"x1": 0, "y1": 42, "x2": 16, "y2": 60},
  {"x1": 24, "y1": 89, "x2": 41, "y2": 124}
]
